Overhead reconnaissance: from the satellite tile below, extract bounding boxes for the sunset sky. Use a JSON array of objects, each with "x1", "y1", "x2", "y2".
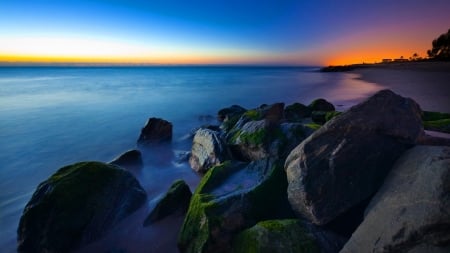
[{"x1": 1, "y1": 0, "x2": 449, "y2": 66}]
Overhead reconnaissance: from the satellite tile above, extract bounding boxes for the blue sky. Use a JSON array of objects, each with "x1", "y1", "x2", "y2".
[{"x1": 1, "y1": 0, "x2": 449, "y2": 65}]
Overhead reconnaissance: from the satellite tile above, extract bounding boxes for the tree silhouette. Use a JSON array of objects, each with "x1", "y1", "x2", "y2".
[{"x1": 427, "y1": 29, "x2": 450, "y2": 60}]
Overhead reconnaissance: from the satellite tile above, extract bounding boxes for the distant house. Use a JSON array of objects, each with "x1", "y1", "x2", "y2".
[
  {"x1": 394, "y1": 58, "x2": 408, "y2": 62},
  {"x1": 382, "y1": 59, "x2": 392, "y2": 63}
]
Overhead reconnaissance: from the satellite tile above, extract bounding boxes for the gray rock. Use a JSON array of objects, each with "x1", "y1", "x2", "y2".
[
  {"x1": 189, "y1": 128, "x2": 231, "y2": 173},
  {"x1": 285, "y1": 90, "x2": 424, "y2": 225},
  {"x1": 144, "y1": 180, "x2": 192, "y2": 226},
  {"x1": 137, "y1": 117, "x2": 172, "y2": 145},
  {"x1": 17, "y1": 162, "x2": 147, "y2": 253},
  {"x1": 110, "y1": 149, "x2": 143, "y2": 170},
  {"x1": 340, "y1": 146, "x2": 450, "y2": 253}
]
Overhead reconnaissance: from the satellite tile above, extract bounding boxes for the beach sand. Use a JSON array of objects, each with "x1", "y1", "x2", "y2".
[{"x1": 352, "y1": 62, "x2": 450, "y2": 113}]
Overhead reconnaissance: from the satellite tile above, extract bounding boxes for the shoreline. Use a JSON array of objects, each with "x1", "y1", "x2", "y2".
[{"x1": 345, "y1": 62, "x2": 450, "y2": 113}]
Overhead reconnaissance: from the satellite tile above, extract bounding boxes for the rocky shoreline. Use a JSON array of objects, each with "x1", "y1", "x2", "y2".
[{"x1": 17, "y1": 89, "x2": 450, "y2": 253}]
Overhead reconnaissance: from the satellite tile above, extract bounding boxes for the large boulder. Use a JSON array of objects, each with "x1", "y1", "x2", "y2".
[
  {"x1": 17, "y1": 162, "x2": 147, "y2": 253},
  {"x1": 189, "y1": 128, "x2": 231, "y2": 173},
  {"x1": 110, "y1": 149, "x2": 143, "y2": 170},
  {"x1": 144, "y1": 180, "x2": 192, "y2": 226},
  {"x1": 340, "y1": 146, "x2": 450, "y2": 253},
  {"x1": 285, "y1": 90, "x2": 424, "y2": 225},
  {"x1": 178, "y1": 159, "x2": 289, "y2": 253},
  {"x1": 137, "y1": 117, "x2": 173, "y2": 145}
]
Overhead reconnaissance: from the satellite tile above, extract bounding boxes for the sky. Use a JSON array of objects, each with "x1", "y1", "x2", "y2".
[{"x1": 0, "y1": 0, "x2": 449, "y2": 66}]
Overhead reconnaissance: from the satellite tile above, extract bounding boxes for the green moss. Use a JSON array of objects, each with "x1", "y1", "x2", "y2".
[
  {"x1": 178, "y1": 162, "x2": 232, "y2": 253},
  {"x1": 239, "y1": 128, "x2": 268, "y2": 147},
  {"x1": 232, "y1": 219, "x2": 320, "y2": 253},
  {"x1": 222, "y1": 115, "x2": 241, "y2": 132},
  {"x1": 243, "y1": 110, "x2": 262, "y2": 121},
  {"x1": 325, "y1": 111, "x2": 342, "y2": 122},
  {"x1": 422, "y1": 111, "x2": 450, "y2": 121},
  {"x1": 304, "y1": 123, "x2": 321, "y2": 130},
  {"x1": 424, "y1": 119, "x2": 450, "y2": 133}
]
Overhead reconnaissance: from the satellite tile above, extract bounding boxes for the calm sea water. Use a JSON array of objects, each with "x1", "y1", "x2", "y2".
[{"x1": 0, "y1": 66, "x2": 383, "y2": 252}]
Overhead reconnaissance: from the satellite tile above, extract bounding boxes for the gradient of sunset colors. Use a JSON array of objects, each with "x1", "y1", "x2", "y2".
[{"x1": 1, "y1": 0, "x2": 449, "y2": 66}]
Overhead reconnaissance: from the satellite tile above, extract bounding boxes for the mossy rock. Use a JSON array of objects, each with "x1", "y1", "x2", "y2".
[
  {"x1": 304, "y1": 123, "x2": 322, "y2": 131},
  {"x1": 325, "y1": 111, "x2": 342, "y2": 122},
  {"x1": 144, "y1": 179, "x2": 192, "y2": 226},
  {"x1": 232, "y1": 219, "x2": 320, "y2": 253},
  {"x1": 178, "y1": 159, "x2": 288, "y2": 253},
  {"x1": 311, "y1": 111, "x2": 327, "y2": 124},
  {"x1": 243, "y1": 110, "x2": 263, "y2": 121},
  {"x1": 308, "y1": 99, "x2": 335, "y2": 112},
  {"x1": 285, "y1": 103, "x2": 311, "y2": 122},
  {"x1": 17, "y1": 162, "x2": 147, "y2": 253}
]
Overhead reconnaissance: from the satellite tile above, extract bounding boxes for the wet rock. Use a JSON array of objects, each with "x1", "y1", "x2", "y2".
[
  {"x1": 311, "y1": 111, "x2": 327, "y2": 124},
  {"x1": 340, "y1": 146, "x2": 450, "y2": 253},
  {"x1": 110, "y1": 149, "x2": 143, "y2": 170},
  {"x1": 285, "y1": 90, "x2": 424, "y2": 225},
  {"x1": 137, "y1": 118, "x2": 173, "y2": 145},
  {"x1": 17, "y1": 162, "x2": 147, "y2": 253},
  {"x1": 189, "y1": 128, "x2": 231, "y2": 173},
  {"x1": 178, "y1": 159, "x2": 288, "y2": 253},
  {"x1": 260, "y1": 102, "x2": 285, "y2": 124},
  {"x1": 285, "y1": 103, "x2": 312, "y2": 122},
  {"x1": 144, "y1": 180, "x2": 192, "y2": 226},
  {"x1": 308, "y1": 98, "x2": 335, "y2": 112}
]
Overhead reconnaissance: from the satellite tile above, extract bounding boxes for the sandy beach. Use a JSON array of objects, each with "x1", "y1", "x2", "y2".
[{"x1": 352, "y1": 62, "x2": 450, "y2": 113}]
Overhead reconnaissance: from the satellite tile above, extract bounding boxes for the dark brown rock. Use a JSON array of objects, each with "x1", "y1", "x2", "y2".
[
  {"x1": 137, "y1": 118, "x2": 172, "y2": 145},
  {"x1": 110, "y1": 149, "x2": 143, "y2": 170},
  {"x1": 285, "y1": 90, "x2": 424, "y2": 225}
]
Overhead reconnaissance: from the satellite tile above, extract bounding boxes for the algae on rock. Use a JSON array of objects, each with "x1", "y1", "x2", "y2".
[{"x1": 178, "y1": 159, "x2": 289, "y2": 253}]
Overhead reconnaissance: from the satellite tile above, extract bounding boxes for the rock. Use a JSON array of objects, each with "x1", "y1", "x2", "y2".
[
  {"x1": 308, "y1": 98, "x2": 335, "y2": 112},
  {"x1": 311, "y1": 111, "x2": 327, "y2": 124},
  {"x1": 285, "y1": 103, "x2": 312, "y2": 122},
  {"x1": 217, "y1": 105, "x2": 247, "y2": 122},
  {"x1": 137, "y1": 118, "x2": 172, "y2": 145},
  {"x1": 110, "y1": 149, "x2": 143, "y2": 170},
  {"x1": 229, "y1": 120, "x2": 311, "y2": 162},
  {"x1": 229, "y1": 119, "x2": 271, "y2": 161},
  {"x1": 285, "y1": 89, "x2": 424, "y2": 225},
  {"x1": 189, "y1": 129, "x2": 231, "y2": 173},
  {"x1": 144, "y1": 180, "x2": 192, "y2": 226},
  {"x1": 17, "y1": 162, "x2": 147, "y2": 253},
  {"x1": 178, "y1": 159, "x2": 288, "y2": 253},
  {"x1": 260, "y1": 102, "x2": 285, "y2": 124},
  {"x1": 232, "y1": 219, "x2": 320, "y2": 253},
  {"x1": 340, "y1": 146, "x2": 450, "y2": 253}
]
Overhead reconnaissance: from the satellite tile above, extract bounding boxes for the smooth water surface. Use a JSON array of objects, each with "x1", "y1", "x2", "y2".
[{"x1": 0, "y1": 66, "x2": 382, "y2": 252}]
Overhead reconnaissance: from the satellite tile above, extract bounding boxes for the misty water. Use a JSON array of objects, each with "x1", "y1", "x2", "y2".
[{"x1": 0, "y1": 66, "x2": 383, "y2": 252}]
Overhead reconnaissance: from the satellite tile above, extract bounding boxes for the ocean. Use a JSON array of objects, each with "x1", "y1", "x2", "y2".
[{"x1": 0, "y1": 66, "x2": 383, "y2": 252}]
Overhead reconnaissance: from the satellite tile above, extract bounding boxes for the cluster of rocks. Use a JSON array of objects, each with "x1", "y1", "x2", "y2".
[{"x1": 17, "y1": 89, "x2": 450, "y2": 253}]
